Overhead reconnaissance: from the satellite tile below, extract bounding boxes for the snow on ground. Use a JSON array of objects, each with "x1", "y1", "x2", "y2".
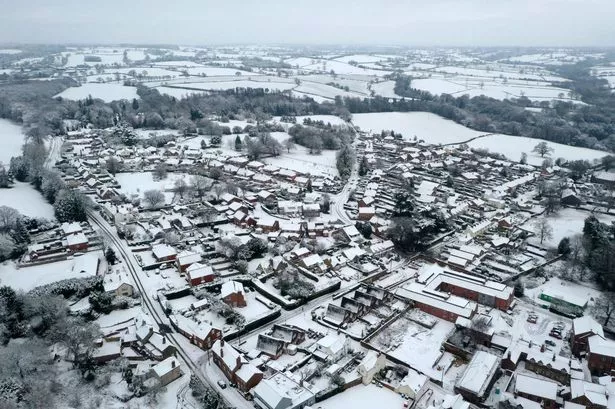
[
  {"x1": 263, "y1": 144, "x2": 339, "y2": 177},
  {"x1": 430, "y1": 66, "x2": 567, "y2": 83},
  {"x1": 0, "y1": 118, "x2": 26, "y2": 167},
  {"x1": 0, "y1": 182, "x2": 55, "y2": 219},
  {"x1": 0, "y1": 251, "x2": 103, "y2": 291},
  {"x1": 291, "y1": 91, "x2": 331, "y2": 103},
  {"x1": 153, "y1": 60, "x2": 204, "y2": 67},
  {"x1": 351, "y1": 112, "x2": 484, "y2": 144},
  {"x1": 411, "y1": 77, "x2": 577, "y2": 103},
  {"x1": 371, "y1": 80, "x2": 399, "y2": 98},
  {"x1": 105, "y1": 67, "x2": 182, "y2": 78},
  {"x1": 294, "y1": 82, "x2": 363, "y2": 100},
  {"x1": 0, "y1": 49, "x2": 22, "y2": 54},
  {"x1": 186, "y1": 67, "x2": 262, "y2": 76},
  {"x1": 171, "y1": 80, "x2": 295, "y2": 92},
  {"x1": 525, "y1": 276, "x2": 603, "y2": 309},
  {"x1": 318, "y1": 384, "x2": 405, "y2": 409},
  {"x1": 97, "y1": 306, "x2": 142, "y2": 328},
  {"x1": 63, "y1": 53, "x2": 125, "y2": 67},
  {"x1": 334, "y1": 54, "x2": 387, "y2": 64},
  {"x1": 466, "y1": 134, "x2": 608, "y2": 166},
  {"x1": 297, "y1": 75, "x2": 371, "y2": 95},
  {"x1": 270, "y1": 115, "x2": 347, "y2": 128},
  {"x1": 155, "y1": 86, "x2": 208, "y2": 99},
  {"x1": 525, "y1": 208, "x2": 615, "y2": 248},
  {"x1": 115, "y1": 172, "x2": 191, "y2": 203},
  {"x1": 301, "y1": 60, "x2": 389, "y2": 76},
  {"x1": 374, "y1": 315, "x2": 455, "y2": 378},
  {"x1": 55, "y1": 83, "x2": 139, "y2": 102}
]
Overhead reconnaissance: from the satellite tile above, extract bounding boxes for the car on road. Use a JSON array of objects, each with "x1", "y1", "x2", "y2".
[
  {"x1": 545, "y1": 339, "x2": 557, "y2": 347},
  {"x1": 217, "y1": 380, "x2": 227, "y2": 389}
]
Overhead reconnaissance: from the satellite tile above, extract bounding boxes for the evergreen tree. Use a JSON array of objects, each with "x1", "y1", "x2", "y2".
[
  {"x1": 235, "y1": 135, "x2": 243, "y2": 151},
  {"x1": 54, "y1": 189, "x2": 88, "y2": 222},
  {"x1": 105, "y1": 247, "x2": 117, "y2": 265},
  {"x1": 358, "y1": 155, "x2": 368, "y2": 176}
]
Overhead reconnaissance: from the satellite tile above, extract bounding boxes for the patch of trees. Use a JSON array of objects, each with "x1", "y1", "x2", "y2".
[
  {"x1": 217, "y1": 237, "x2": 268, "y2": 262},
  {"x1": 288, "y1": 123, "x2": 354, "y2": 152},
  {"x1": 0, "y1": 206, "x2": 30, "y2": 261},
  {"x1": 242, "y1": 133, "x2": 283, "y2": 160},
  {"x1": 582, "y1": 215, "x2": 615, "y2": 290},
  {"x1": 277, "y1": 270, "x2": 315, "y2": 300},
  {"x1": 387, "y1": 191, "x2": 451, "y2": 251},
  {"x1": 336, "y1": 143, "x2": 355, "y2": 179}
]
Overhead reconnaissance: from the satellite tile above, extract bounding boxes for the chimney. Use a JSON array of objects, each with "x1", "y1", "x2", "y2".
[
  {"x1": 162, "y1": 337, "x2": 166, "y2": 344},
  {"x1": 172, "y1": 360, "x2": 176, "y2": 368}
]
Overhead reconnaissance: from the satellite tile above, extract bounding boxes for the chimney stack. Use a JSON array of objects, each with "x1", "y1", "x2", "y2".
[{"x1": 172, "y1": 360, "x2": 176, "y2": 368}]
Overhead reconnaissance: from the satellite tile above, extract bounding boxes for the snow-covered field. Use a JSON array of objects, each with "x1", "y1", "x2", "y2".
[
  {"x1": 294, "y1": 82, "x2": 362, "y2": 100},
  {"x1": 351, "y1": 112, "x2": 484, "y2": 144},
  {"x1": 371, "y1": 80, "x2": 399, "y2": 98},
  {"x1": 270, "y1": 115, "x2": 347, "y2": 128},
  {"x1": 171, "y1": 80, "x2": 295, "y2": 92},
  {"x1": 466, "y1": 134, "x2": 608, "y2": 165},
  {"x1": 115, "y1": 172, "x2": 192, "y2": 204},
  {"x1": 263, "y1": 143, "x2": 339, "y2": 177},
  {"x1": 0, "y1": 251, "x2": 102, "y2": 292},
  {"x1": 186, "y1": 67, "x2": 262, "y2": 76},
  {"x1": 0, "y1": 118, "x2": 25, "y2": 166},
  {"x1": 318, "y1": 384, "x2": 405, "y2": 409},
  {"x1": 526, "y1": 208, "x2": 615, "y2": 248},
  {"x1": 55, "y1": 83, "x2": 139, "y2": 102},
  {"x1": 154, "y1": 86, "x2": 208, "y2": 99},
  {"x1": 0, "y1": 49, "x2": 22, "y2": 54},
  {"x1": 0, "y1": 182, "x2": 55, "y2": 219},
  {"x1": 411, "y1": 77, "x2": 576, "y2": 103}
]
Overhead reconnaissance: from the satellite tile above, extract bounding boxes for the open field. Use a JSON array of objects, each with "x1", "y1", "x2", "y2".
[
  {"x1": 0, "y1": 118, "x2": 25, "y2": 166},
  {"x1": 351, "y1": 111, "x2": 484, "y2": 144},
  {"x1": 55, "y1": 83, "x2": 139, "y2": 102},
  {"x1": 465, "y1": 134, "x2": 608, "y2": 165}
]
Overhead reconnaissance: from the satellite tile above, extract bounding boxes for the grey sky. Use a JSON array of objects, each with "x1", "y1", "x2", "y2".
[{"x1": 0, "y1": 0, "x2": 613, "y2": 46}]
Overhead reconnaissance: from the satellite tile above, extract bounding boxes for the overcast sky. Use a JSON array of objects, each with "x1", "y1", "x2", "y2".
[{"x1": 0, "y1": 0, "x2": 613, "y2": 46}]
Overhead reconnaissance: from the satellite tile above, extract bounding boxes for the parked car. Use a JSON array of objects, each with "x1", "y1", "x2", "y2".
[
  {"x1": 217, "y1": 380, "x2": 227, "y2": 389},
  {"x1": 545, "y1": 339, "x2": 556, "y2": 347}
]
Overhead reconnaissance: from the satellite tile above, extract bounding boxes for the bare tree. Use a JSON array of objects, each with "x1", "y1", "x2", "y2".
[
  {"x1": 143, "y1": 189, "x2": 165, "y2": 208},
  {"x1": 534, "y1": 218, "x2": 553, "y2": 245},
  {"x1": 592, "y1": 294, "x2": 615, "y2": 327},
  {"x1": 284, "y1": 138, "x2": 295, "y2": 153},
  {"x1": 153, "y1": 163, "x2": 168, "y2": 181},
  {"x1": 0, "y1": 206, "x2": 20, "y2": 232},
  {"x1": 533, "y1": 142, "x2": 554, "y2": 157},
  {"x1": 191, "y1": 175, "x2": 211, "y2": 198},
  {"x1": 173, "y1": 178, "x2": 189, "y2": 199}
]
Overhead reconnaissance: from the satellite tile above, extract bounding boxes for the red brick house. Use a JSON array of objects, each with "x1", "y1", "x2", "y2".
[
  {"x1": 571, "y1": 316, "x2": 604, "y2": 357},
  {"x1": 256, "y1": 218, "x2": 280, "y2": 233},
  {"x1": 220, "y1": 281, "x2": 246, "y2": 308},
  {"x1": 66, "y1": 232, "x2": 89, "y2": 251},
  {"x1": 186, "y1": 263, "x2": 216, "y2": 286},
  {"x1": 211, "y1": 339, "x2": 263, "y2": 392},
  {"x1": 176, "y1": 251, "x2": 202, "y2": 273},
  {"x1": 588, "y1": 335, "x2": 615, "y2": 375},
  {"x1": 172, "y1": 315, "x2": 221, "y2": 350},
  {"x1": 152, "y1": 244, "x2": 177, "y2": 262}
]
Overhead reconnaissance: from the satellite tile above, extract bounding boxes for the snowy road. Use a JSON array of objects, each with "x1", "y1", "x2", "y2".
[{"x1": 88, "y1": 211, "x2": 252, "y2": 409}]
